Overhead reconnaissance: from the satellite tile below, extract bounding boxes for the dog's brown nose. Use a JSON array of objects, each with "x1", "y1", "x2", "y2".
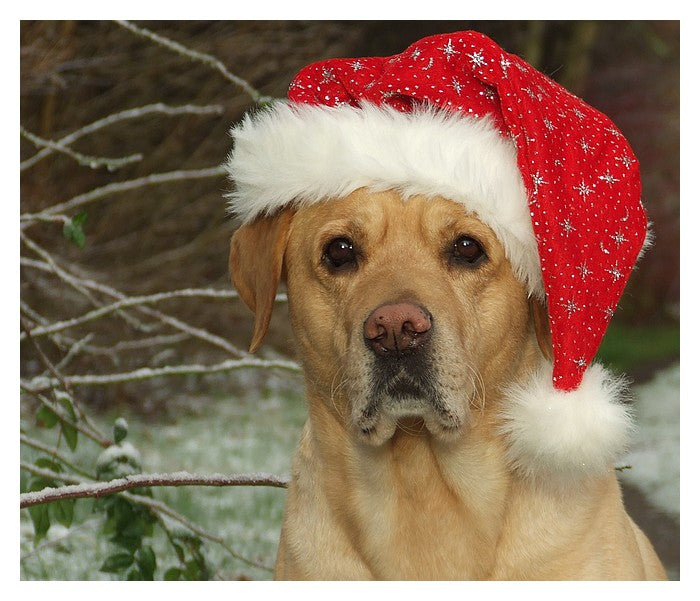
[{"x1": 364, "y1": 302, "x2": 432, "y2": 355}]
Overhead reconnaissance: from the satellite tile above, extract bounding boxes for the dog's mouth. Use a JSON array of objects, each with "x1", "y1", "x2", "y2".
[{"x1": 354, "y1": 358, "x2": 465, "y2": 445}]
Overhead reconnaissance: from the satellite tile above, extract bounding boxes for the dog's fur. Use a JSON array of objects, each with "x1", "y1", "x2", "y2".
[{"x1": 230, "y1": 188, "x2": 666, "y2": 580}]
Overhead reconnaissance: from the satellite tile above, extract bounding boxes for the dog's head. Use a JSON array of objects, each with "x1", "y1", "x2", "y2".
[{"x1": 230, "y1": 188, "x2": 550, "y2": 446}]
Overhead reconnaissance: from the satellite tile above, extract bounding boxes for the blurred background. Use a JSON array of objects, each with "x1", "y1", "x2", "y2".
[{"x1": 20, "y1": 21, "x2": 679, "y2": 580}]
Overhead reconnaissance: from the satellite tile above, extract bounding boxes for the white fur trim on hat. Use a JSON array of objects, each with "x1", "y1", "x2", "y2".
[
  {"x1": 225, "y1": 101, "x2": 543, "y2": 298},
  {"x1": 499, "y1": 361, "x2": 635, "y2": 483}
]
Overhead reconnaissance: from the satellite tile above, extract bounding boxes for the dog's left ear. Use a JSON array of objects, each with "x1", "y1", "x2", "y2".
[
  {"x1": 530, "y1": 297, "x2": 553, "y2": 362},
  {"x1": 229, "y1": 210, "x2": 293, "y2": 353}
]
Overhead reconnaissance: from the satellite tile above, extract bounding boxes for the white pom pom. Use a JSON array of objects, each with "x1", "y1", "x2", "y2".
[{"x1": 499, "y1": 362, "x2": 635, "y2": 483}]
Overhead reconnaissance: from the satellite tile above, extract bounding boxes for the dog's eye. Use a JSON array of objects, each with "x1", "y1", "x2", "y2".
[
  {"x1": 451, "y1": 235, "x2": 486, "y2": 266},
  {"x1": 323, "y1": 237, "x2": 357, "y2": 271}
]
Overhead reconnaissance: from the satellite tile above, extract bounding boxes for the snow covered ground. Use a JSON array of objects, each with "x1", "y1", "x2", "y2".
[{"x1": 619, "y1": 363, "x2": 680, "y2": 520}]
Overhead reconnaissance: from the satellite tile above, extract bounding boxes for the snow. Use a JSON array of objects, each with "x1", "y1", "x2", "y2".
[{"x1": 620, "y1": 363, "x2": 680, "y2": 517}]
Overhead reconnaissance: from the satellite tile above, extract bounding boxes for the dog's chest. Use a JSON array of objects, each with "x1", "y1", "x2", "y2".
[{"x1": 351, "y1": 434, "x2": 499, "y2": 579}]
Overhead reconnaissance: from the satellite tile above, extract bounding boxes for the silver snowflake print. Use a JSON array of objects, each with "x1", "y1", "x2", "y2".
[
  {"x1": 598, "y1": 172, "x2": 619, "y2": 185},
  {"x1": 467, "y1": 50, "x2": 487, "y2": 67},
  {"x1": 543, "y1": 118, "x2": 556, "y2": 131},
  {"x1": 606, "y1": 265, "x2": 624, "y2": 282},
  {"x1": 350, "y1": 60, "x2": 365, "y2": 72},
  {"x1": 574, "y1": 181, "x2": 594, "y2": 197},
  {"x1": 364, "y1": 80, "x2": 377, "y2": 90},
  {"x1": 500, "y1": 55, "x2": 512, "y2": 71},
  {"x1": 421, "y1": 57, "x2": 434, "y2": 71},
  {"x1": 564, "y1": 299, "x2": 580, "y2": 316},
  {"x1": 560, "y1": 219, "x2": 576, "y2": 236},
  {"x1": 381, "y1": 90, "x2": 397, "y2": 101},
  {"x1": 611, "y1": 231, "x2": 628, "y2": 246},
  {"x1": 616, "y1": 154, "x2": 634, "y2": 169},
  {"x1": 579, "y1": 139, "x2": 592, "y2": 153},
  {"x1": 452, "y1": 77, "x2": 463, "y2": 95},
  {"x1": 606, "y1": 127, "x2": 622, "y2": 138},
  {"x1": 531, "y1": 172, "x2": 547, "y2": 193},
  {"x1": 577, "y1": 262, "x2": 592, "y2": 279},
  {"x1": 603, "y1": 306, "x2": 616, "y2": 320},
  {"x1": 573, "y1": 357, "x2": 587, "y2": 368},
  {"x1": 522, "y1": 87, "x2": 542, "y2": 101},
  {"x1": 410, "y1": 48, "x2": 421, "y2": 60},
  {"x1": 321, "y1": 67, "x2": 336, "y2": 83},
  {"x1": 442, "y1": 39, "x2": 460, "y2": 59},
  {"x1": 572, "y1": 108, "x2": 585, "y2": 120}
]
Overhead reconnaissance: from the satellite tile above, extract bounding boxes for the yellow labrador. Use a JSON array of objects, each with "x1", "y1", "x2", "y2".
[{"x1": 229, "y1": 188, "x2": 666, "y2": 580}]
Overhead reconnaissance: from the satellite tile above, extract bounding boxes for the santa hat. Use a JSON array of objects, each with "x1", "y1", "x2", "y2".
[{"x1": 225, "y1": 31, "x2": 647, "y2": 482}]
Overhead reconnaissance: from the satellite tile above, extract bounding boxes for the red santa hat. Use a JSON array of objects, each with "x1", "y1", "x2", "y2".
[{"x1": 225, "y1": 31, "x2": 648, "y2": 482}]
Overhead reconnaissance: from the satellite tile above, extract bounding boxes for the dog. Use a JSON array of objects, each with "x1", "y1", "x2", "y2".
[{"x1": 229, "y1": 188, "x2": 667, "y2": 580}]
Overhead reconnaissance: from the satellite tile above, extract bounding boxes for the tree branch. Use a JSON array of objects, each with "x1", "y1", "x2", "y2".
[
  {"x1": 22, "y1": 356, "x2": 301, "y2": 392},
  {"x1": 20, "y1": 166, "x2": 227, "y2": 225},
  {"x1": 20, "y1": 467, "x2": 289, "y2": 508},
  {"x1": 21, "y1": 125, "x2": 143, "y2": 171},
  {"x1": 21, "y1": 102, "x2": 223, "y2": 171},
  {"x1": 115, "y1": 21, "x2": 275, "y2": 104}
]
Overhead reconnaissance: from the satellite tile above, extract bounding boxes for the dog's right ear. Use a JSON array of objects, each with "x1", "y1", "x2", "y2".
[{"x1": 229, "y1": 210, "x2": 293, "y2": 353}]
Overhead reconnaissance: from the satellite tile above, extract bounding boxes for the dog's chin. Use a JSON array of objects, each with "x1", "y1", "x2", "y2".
[{"x1": 354, "y1": 394, "x2": 466, "y2": 446}]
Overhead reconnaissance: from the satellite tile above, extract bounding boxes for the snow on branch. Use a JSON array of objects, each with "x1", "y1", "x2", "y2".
[{"x1": 20, "y1": 468, "x2": 289, "y2": 509}]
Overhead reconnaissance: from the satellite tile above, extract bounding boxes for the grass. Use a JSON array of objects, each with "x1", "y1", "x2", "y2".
[{"x1": 596, "y1": 320, "x2": 680, "y2": 374}]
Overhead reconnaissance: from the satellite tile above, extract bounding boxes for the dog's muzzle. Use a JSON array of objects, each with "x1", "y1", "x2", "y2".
[{"x1": 356, "y1": 301, "x2": 463, "y2": 442}]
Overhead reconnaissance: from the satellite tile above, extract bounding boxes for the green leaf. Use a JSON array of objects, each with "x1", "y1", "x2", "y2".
[
  {"x1": 61, "y1": 423, "x2": 78, "y2": 451},
  {"x1": 51, "y1": 498, "x2": 75, "y2": 528},
  {"x1": 164, "y1": 567, "x2": 183, "y2": 581},
  {"x1": 126, "y1": 568, "x2": 141, "y2": 581},
  {"x1": 99, "y1": 551, "x2": 134, "y2": 574},
  {"x1": 113, "y1": 417, "x2": 128, "y2": 444},
  {"x1": 56, "y1": 394, "x2": 77, "y2": 422},
  {"x1": 63, "y1": 212, "x2": 88, "y2": 249},
  {"x1": 35, "y1": 457, "x2": 62, "y2": 473},
  {"x1": 36, "y1": 405, "x2": 58, "y2": 429},
  {"x1": 184, "y1": 559, "x2": 201, "y2": 580},
  {"x1": 135, "y1": 546, "x2": 156, "y2": 580},
  {"x1": 28, "y1": 503, "x2": 51, "y2": 543}
]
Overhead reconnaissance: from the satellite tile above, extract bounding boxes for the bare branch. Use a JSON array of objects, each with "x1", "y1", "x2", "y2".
[
  {"x1": 21, "y1": 246, "x2": 247, "y2": 354},
  {"x1": 22, "y1": 356, "x2": 301, "y2": 392},
  {"x1": 20, "y1": 288, "x2": 238, "y2": 341},
  {"x1": 21, "y1": 102, "x2": 223, "y2": 171},
  {"x1": 115, "y1": 20, "x2": 275, "y2": 105},
  {"x1": 20, "y1": 469, "x2": 289, "y2": 508},
  {"x1": 20, "y1": 166, "x2": 227, "y2": 225},
  {"x1": 21, "y1": 126, "x2": 143, "y2": 171}
]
